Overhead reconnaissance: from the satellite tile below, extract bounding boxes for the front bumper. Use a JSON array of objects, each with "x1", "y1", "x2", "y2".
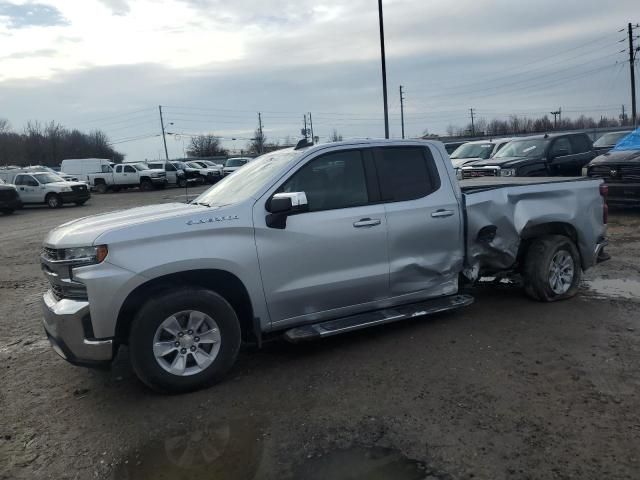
[
  {"x1": 151, "y1": 177, "x2": 168, "y2": 185},
  {"x1": 41, "y1": 290, "x2": 114, "y2": 367},
  {"x1": 605, "y1": 182, "x2": 640, "y2": 205},
  {"x1": 60, "y1": 190, "x2": 91, "y2": 203}
]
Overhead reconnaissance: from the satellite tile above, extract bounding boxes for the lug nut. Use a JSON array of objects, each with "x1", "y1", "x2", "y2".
[
  {"x1": 178, "y1": 332, "x2": 184, "y2": 337},
  {"x1": 174, "y1": 341, "x2": 180, "y2": 347},
  {"x1": 194, "y1": 337, "x2": 200, "y2": 342},
  {"x1": 187, "y1": 329, "x2": 193, "y2": 335},
  {"x1": 190, "y1": 346, "x2": 196, "y2": 352},
  {"x1": 180, "y1": 348, "x2": 187, "y2": 354}
]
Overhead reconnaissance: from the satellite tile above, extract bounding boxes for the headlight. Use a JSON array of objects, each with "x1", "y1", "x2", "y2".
[
  {"x1": 500, "y1": 168, "x2": 517, "y2": 177},
  {"x1": 150, "y1": 172, "x2": 159, "y2": 177},
  {"x1": 61, "y1": 245, "x2": 108, "y2": 263},
  {"x1": 581, "y1": 167, "x2": 589, "y2": 176},
  {"x1": 60, "y1": 186, "x2": 72, "y2": 192},
  {"x1": 455, "y1": 168, "x2": 462, "y2": 181}
]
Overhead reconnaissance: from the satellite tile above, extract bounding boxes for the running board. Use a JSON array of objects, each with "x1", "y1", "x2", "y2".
[{"x1": 283, "y1": 294, "x2": 474, "y2": 343}]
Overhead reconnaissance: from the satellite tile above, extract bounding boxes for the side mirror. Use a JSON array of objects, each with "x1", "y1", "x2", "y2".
[{"x1": 266, "y1": 192, "x2": 308, "y2": 229}]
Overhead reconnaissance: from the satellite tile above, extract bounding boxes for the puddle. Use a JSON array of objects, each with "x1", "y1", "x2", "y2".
[
  {"x1": 291, "y1": 446, "x2": 429, "y2": 480},
  {"x1": 112, "y1": 419, "x2": 265, "y2": 480},
  {"x1": 583, "y1": 278, "x2": 640, "y2": 300}
]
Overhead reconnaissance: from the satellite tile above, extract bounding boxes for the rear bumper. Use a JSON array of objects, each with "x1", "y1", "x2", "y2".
[{"x1": 41, "y1": 290, "x2": 114, "y2": 367}]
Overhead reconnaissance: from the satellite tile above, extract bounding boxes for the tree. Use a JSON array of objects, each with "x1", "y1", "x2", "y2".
[
  {"x1": 247, "y1": 128, "x2": 266, "y2": 155},
  {"x1": 186, "y1": 134, "x2": 227, "y2": 157},
  {"x1": 0, "y1": 118, "x2": 10, "y2": 134},
  {"x1": 329, "y1": 129, "x2": 343, "y2": 142}
]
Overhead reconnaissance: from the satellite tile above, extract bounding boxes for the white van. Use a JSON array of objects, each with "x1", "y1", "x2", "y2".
[{"x1": 60, "y1": 158, "x2": 112, "y2": 181}]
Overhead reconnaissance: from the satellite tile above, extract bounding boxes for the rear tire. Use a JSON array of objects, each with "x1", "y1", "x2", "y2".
[
  {"x1": 46, "y1": 193, "x2": 62, "y2": 209},
  {"x1": 95, "y1": 182, "x2": 107, "y2": 194},
  {"x1": 523, "y1": 235, "x2": 581, "y2": 302},
  {"x1": 129, "y1": 288, "x2": 241, "y2": 393}
]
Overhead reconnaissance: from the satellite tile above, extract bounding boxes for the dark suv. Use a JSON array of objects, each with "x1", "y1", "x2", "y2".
[{"x1": 461, "y1": 132, "x2": 595, "y2": 178}]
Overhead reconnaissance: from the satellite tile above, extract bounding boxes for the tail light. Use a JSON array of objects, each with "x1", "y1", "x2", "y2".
[{"x1": 599, "y1": 183, "x2": 608, "y2": 224}]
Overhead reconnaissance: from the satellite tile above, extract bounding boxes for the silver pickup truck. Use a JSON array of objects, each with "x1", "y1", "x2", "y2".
[{"x1": 40, "y1": 140, "x2": 609, "y2": 393}]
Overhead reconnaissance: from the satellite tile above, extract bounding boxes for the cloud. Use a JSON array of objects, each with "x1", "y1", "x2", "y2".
[
  {"x1": 0, "y1": 2, "x2": 68, "y2": 28},
  {"x1": 97, "y1": 0, "x2": 130, "y2": 15},
  {"x1": 1, "y1": 48, "x2": 57, "y2": 59}
]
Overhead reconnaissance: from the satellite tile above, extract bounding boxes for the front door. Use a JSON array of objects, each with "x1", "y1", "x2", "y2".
[
  {"x1": 375, "y1": 146, "x2": 464, "y2": 300},
  {"x1": 14, "y1": 175, "x2": 42, "y2": 203},
  {"x1": 254, "y1": 148, "x2": 390, "y2": 327}
]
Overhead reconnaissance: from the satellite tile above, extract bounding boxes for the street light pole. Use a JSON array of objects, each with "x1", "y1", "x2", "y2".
[{"x1": 378, "y1": 0, "x2": 390, "y2": 139}]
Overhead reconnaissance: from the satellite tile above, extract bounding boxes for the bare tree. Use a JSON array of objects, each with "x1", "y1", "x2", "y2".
[
  {"x1": 0, "y1": 118, "x2": 10, "y2": 134},
  {"x1": 329, "y1": 129, "x2": 343, "y2": 142},
  {"x1": 186, "y1": 134, "x2": 227, "y2": 157}
]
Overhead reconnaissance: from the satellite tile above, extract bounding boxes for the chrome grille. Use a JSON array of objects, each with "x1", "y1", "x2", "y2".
[
  {"x1": 590, "y1": 164, "x2": 640, "y2": 183},
  {"x1": 461, "y1": 167, "x2": 500, "y2": 179},
  {"x1": 50, "y1": 283, "x2": 88, "y2": 301},
  {"x1": 71, "y1": 185, "x2": 87, "y2": 192}
]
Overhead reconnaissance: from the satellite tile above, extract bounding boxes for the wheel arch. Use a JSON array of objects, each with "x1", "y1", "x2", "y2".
[
  {"x1": 517, "y1": 222, "x2": 582, "y2": 268},
  {"x1": 116, "y1": 269, "x2": 256, "y2": 344}
]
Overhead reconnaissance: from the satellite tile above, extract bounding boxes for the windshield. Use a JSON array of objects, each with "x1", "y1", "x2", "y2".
[
  {"x1": 594, "y1": 132, "x2": 631, "y2": 147},
  {"x1": 494, "y1": 139, "x2": 548, "y2": 158},
  {"x1": 195, "y1": 150, "x2": 299, "y2": 207},
  {"x1": 450, "y1": 143, "x2": 494, "y2": 160},
  {"x1": 172, "y1": 162, "x2": 187, "y2": 170},
  {"x1": 33, "y1": 172, "x2": 65, "y2": 184},
  {"x1": 225, "y1": 158, "x2": 246, "y2": 167}
]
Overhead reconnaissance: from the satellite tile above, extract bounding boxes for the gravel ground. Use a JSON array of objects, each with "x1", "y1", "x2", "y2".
[{"x1": 1, "y1": 188, "x2": 639, "y2": 480}]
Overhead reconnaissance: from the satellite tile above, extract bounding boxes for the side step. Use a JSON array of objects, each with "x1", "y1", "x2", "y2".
[{"x1": 283, "y1": 294, "x2": 474, "y2": 343}]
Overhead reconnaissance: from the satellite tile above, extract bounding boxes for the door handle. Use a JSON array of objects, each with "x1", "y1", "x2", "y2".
[
  {"x1": 431, "y1": 209, "x2": 454, "y2": 218},
  {"x1": 353, "y1": 218, "x2": 381, "y2": 228}
]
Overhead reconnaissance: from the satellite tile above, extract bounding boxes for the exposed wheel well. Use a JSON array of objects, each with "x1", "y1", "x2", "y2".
[
  {"x1": 116, "y1": 269, "x2": 255, "y2": 344},
  {"x1": 517, "y1": 222, "x2": 580, "y2": 268},
  {"x1": 139, "y1": 176, "x2": 151, "y2": 183},
  {"x1": 94, "y1": 178, "x2": 106, "y2": 185}
]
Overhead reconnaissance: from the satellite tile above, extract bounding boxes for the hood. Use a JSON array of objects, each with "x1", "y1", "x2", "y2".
[
  {"x1": 44, "y1": 202, "x2": 204, "y2": 247},
  {"x1": 451, "y1": 157, "x2": 482, "y2": 168},
  {"x1": 469, "y1": 155, "x2": 540, "y2": 168},
  {"x1": 49, "y1": 181, "x2": 88, "y2": 188},
  {"x1": 589, "y1": 150, "x2": 640, "y2": 165}
]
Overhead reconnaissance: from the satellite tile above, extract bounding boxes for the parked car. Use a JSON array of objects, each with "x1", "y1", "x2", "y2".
[
  {"x1": 87, "y1": 162, "x2": 167, "y2": 193},
  {"x1": 592, "y1": 130, "x2": 634, "y2": 155},
  {"x1": 39, "y1": 139, "x2": 608, "y2": 393},
  {"x1": 0, "y1": 170, "x2": 90, "y2": 208},
  {"x1": 460, "y1": 132, "x2": 595, "y2": 178},
  {"x1": 171, "y1": 161, "x2": 203, "y2": 184},
  {"x1": 449, "y1": 138, "x2": 513, "y2": 168},
  {"x1": 145, "y1": 161, "x2": 186, "y2": 187},
  {"x1": 584, "y1": 128, "x2": 640, "y2": 205},
  {"x1": 60, "y1": 158, "x2": 112, "y2": 182},
  {"x1": 0, "y1": 178, "x2": 22, "y2": 214},
  {"x1": 223, "y1": 157, "x2": 252, "y2": 176},
  {"x1": 185, "y1": 161, "x2": 222, "y2": 184}
]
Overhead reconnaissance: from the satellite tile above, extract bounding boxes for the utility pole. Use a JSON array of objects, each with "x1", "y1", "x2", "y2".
[
  {"x1": 469, "y1": 108, "x2": 475, "y2": 136},
  {"x1": 378, "y1": 0, "x2": 389, "y2": 139},
  {"x1": 308, "y1": 112, "x2": 315, "y2": 143},
  {"x1": 158, "y1": 105, "x2": 169, "y2": 161},
  {"x1": 399, "y1": 85, "x2": 405, "y2": 139},
  {"x1": 550, "y1": 108, "x2": 561, "y2": 129},
  {"x1": 559, "y1": 107, "x2": 562, "y2": 126},
  {"x1": 258, "y1": 112, "x2": 263, "y2": 154},
  {"x1": 628, "y1": 23, "x2": 637, "y2": 126},
  {"x1": 303, "y1": 115, "x2": 308, "y2": 141}
]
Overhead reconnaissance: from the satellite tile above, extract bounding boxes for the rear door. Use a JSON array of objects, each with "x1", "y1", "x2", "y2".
[
  {"x1": 375, "y1": 146, "x2": 464, "y2": 300},
  {"x1": 254, "y1": 148, "x2": 390, "y2": 326}
]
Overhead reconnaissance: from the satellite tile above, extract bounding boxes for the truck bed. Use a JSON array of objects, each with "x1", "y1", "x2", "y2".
[{"x1": 460, "y1": 176, "x2": 605, "y2": 277}]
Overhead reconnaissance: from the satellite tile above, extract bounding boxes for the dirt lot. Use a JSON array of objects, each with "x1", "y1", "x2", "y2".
[{"x1": 1, "y1": 188, "x2": 639, "y2": 480}]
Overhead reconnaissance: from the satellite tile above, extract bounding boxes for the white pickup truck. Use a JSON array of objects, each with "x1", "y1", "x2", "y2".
[
  {"x1": 87, "y1": 162, "x2": 167, "y2": 193},
  {"x1": 40, "y1": 139, "x2": 609, "y2": 393},
  {"x1": 0, "y1": 170, "x2": 90, "y2": 208}
]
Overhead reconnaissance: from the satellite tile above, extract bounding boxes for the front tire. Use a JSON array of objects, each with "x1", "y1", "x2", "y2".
[
  {"x1": 129, "y1": 288, "x2": 241, "y2": 393},
  {"x1": 140, "y1": 179, "x2": 153, "y2": 191},
  {"x1": 46, "y1": 193, "x2": 62, "y2": 209},
  {"x1": 523, "y1": 235, "x2": 581, "y2": 302}
]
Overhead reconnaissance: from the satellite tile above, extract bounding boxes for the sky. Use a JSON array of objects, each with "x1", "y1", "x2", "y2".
[{"x1": 0, "y1": 0, "x2": 637, "y2": 160}]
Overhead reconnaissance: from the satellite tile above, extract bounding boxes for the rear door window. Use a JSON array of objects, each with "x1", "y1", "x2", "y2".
[
  {"x1": 374, "y1": 147, "x2": 440, "y2": 202},
  {"x1": 569, "y1": 135, "x2": 592, "y2": 153},
  {"x1": 550, "y1": 138, "x2": 572, "y2": 156}
]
